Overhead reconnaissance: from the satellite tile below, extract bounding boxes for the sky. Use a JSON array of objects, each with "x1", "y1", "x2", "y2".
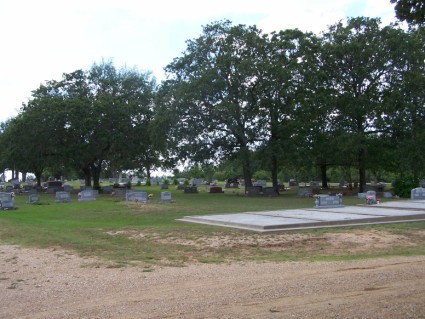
[{"x1": 0, "y1": 0, "x2": 399, "y2": 123}]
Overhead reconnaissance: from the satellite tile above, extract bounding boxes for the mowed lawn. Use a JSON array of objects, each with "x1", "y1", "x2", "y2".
[{"x1": 1, "y1": 184, "x2": 424, "y2": 268}]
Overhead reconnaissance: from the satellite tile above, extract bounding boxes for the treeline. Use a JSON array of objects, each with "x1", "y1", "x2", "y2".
[{"x1": 0, "y1": 16, "x2": 424, "y2": 192}]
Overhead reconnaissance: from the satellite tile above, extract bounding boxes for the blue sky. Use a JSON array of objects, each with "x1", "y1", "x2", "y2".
[{"x1": 0, "y1": 0, "x2": 398, "y2": 122}]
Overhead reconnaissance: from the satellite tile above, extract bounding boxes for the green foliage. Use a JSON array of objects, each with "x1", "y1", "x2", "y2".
[
  {"x1": 146, "y1": 179, "x2": 151, "y2": 186},
  {"x1": 136, "y1": 180, "x2": 141, "y2": 186},
  {"x1": 173, "y1": 178, "x2": 178, "y2": 185},
  {"x1": 392, "y1": 176, "x2": 419, "y2": 198},
  {"x1": 253, "y1": 170, "x2": 271, "y2": 181},
  {"x1": 391, "y1": 0, "x2": 425, "y2": 26}
]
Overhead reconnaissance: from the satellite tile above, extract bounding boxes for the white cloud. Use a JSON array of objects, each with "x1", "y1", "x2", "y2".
[{"x1": 0, "y1": 0, "x2": 398, "y2": 122}]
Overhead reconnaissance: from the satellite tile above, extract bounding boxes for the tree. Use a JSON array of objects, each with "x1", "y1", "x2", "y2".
[
  {"x1": 391, "y1": 0, "x2": 425, "y2": 26},
  {"x1": 15, "y1": 61, "x2": 159, "y2": 188},
  {"x1": 320, "y1": 17, "x2": 410, "y2": 192},
  {"x1": 381, "y1": 28, "x2": 425, "y2": 178},
  {"x1": 164, "y1": 20, "x2": 267, "y2": 190},
  {"x1": 258, "y1": 29, "x2": 330, "y2": 190}
]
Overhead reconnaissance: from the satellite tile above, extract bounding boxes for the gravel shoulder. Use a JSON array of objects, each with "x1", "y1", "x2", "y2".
[{"x1": 1, "y1": 244, "x2": 425, "y2": 319}]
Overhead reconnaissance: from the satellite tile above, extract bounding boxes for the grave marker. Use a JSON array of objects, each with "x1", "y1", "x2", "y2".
[
  {"x1": 126, "y1": 190, "x2": 148, "y2": 203},
  {"x1": 161, "y1": 191, "x2": 173, "y2": 203},
  {"x1": 0, "y1": 192, "x2": 15, "y2": 210},
  {"x1": 28, "y1": 193, "x2": 40, "y2": 204},
  {"x1": 78, "y1": 189, "x2": 97, "y2": 201},
  {"x1": 366, "y1": 190, "x2": 377, "y2": 204},
  {"x1": 314, "y1": 194, "x2": 343, "y2": 208},
  {"x1": 55, "y1": 191, "x2": 71, "y2": 203},
  {"x1": 411, "y1": 187, "x2": 425, "y2": 200}
]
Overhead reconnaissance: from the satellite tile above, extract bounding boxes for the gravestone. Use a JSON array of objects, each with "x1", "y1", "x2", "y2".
[
  {"x1": 28, "y1": 193, "x2": 40, "y2": 204},
  {"x1": 0, "y1": 192, "x2": 15, "y2": 210},
  {"x1": 298, "y1": 189, "x2": 311, "y2": 198},
  {"x1": 126, "y1": 190, "x2": 148, "y2": 203},
  {"x1": 339, "y1": 180, "x2": 348, "y2": 188},
  {"x1": 45, "y1": 181, "x2": 63, "y2": 193},
  {"x1": 5, "y1": 185, "x2": 13, "y2": 192},
  {"x1": 184, "y1": 186, "x2": 198, "y2": 194},
  {"x1": 161, "y1": 191, "x2": 173, "y2": 203},
  {"x1": 78, "y1": 189, "x2": 97, "y2": 202},
  {"x1": 309, "y1": 181, "x2": 320, "y2": 187},
  {"x1": 22, "y1": 185, "x2": 33, "y2": 193},
  {"x1": 411, "y1": 187, "x2": 425, "y2": 200},
  {"x1": 80, "y1": 185, "x2": 92, "y2": 191},
  {"x1": 190, "y1": 178, "x2": 204, "y2": 187},
  {"x1": 253, "y1": 180, "x2": 267, "y2": 187},
  {"x1": 246, "y1": 186, "x2": 261, "y2": 197},
  {"x1": 366, "y1": 190, "x2": 377, "y2": 204},
  {"x1": 420, "y1": 180, "x2": 425, "y2": 188},
  {"x1": 225, "y1": 178, "x2": 239, "y2": 188},
  {"x1": 263, "y1": 187, "x2": 278, "y2": 197},
  {"x1": 102, "y1": 185, "x2": 114, "y2": 194},
  {"x1": 63, "y1": 185, "x2": 74, "y2": 193},
  {"x1": 176, "y1": 184, "x2": 185, "y2": 190},
  {"x1": 161, "y1": 184, "x2": 169, "y2": 189},
  {"x1": 55, "y1": 191, "x2": 71, "y2": 203},
  {"x1": 209, "y1": 186, "x2": 223, "y2": 193},
  {"x1": 288, "y1": 179, "x2": 298, "y2": 187},
  {"x1": 314, "y1": 194, "x2": 343, "y2": 208},
  {"x1": 112, "y1": 188, "x2": 126, "y2": 198},
  {"x1": 383, "y1": 192, "x2": 393, "y2": 199}
]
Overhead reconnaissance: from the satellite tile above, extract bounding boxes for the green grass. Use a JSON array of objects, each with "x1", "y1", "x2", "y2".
[{"x1": 0, "y1": 184, "x2": 424, "y2": 267}]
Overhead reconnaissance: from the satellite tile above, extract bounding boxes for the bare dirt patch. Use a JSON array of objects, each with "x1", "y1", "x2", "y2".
[
  {"x1": 107, "y1": 228, "x2": 425, "y2": 255},
  {"x1": 1, "y1": 244, "x2": 425, "y2": 318}
]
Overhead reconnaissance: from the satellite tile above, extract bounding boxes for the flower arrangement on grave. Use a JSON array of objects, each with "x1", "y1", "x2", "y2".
[{"x1": 366, "y1": 195, "x2": 374, "y2": 205}]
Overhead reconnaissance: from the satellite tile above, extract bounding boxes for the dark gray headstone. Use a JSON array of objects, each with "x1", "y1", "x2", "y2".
[{"x1": 314, "y1": 194, "x2": 343, "y2": 208}]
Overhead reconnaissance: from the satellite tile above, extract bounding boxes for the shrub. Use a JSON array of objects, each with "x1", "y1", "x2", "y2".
[
  {"x1": 146, "y1": 179, "x2": 151, "y2": 186},
  {"x1": 392, "y1": 176, "x2": 419, "y2": 198}
]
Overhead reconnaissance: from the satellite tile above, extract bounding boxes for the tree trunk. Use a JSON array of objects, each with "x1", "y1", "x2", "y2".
[
  {"x1": 271, "y1": 153, "x2": 279, "y2": 194},
  {"x1": 146, "y1": 165, "x2": 151, "y2": 179},
  {"x1": 239, "y1": 146, "x2": 253, "y2": 191},
  {"x1": 35, "y1": 171, "x2": 42, "y2": 187},
  {"x1": 270, "y1": 106, "x2": 280, "y2": 194},
  {"x1": 320, "y1": 163, "x2": 328, "y2": 188},
  {"x1": 358, "y1": 148, "x2": 366, "y2": 193},
  {"x1": 82, "y1": 166, "x2": 91, "y2": 187},
  {"x1": 91, "y1": 160, "x2": 103, "y2": 190}
]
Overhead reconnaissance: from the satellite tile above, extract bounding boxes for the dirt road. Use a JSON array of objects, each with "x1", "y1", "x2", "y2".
[{"x1": 1, "y1": 245, "x2": 425, "y2": 318}]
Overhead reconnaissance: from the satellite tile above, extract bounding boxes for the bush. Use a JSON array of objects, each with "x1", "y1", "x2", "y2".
[
  {"x1": 146, "y1": 179, "x2": 151, "y2": 186},
  {"x1": 392, "y1": 176, "x2": 419, "y2": 198},
  {"x1": 253, "y1": 170, "x2": 270, "y2": 181}
]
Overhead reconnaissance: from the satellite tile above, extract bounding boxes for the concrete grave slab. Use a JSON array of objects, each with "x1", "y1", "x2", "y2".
[{"x1": 178, "y1": 200, "x2": 425, "y2": 233}]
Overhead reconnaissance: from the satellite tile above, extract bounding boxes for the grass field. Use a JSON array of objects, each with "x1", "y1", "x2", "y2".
[{"x1": 1, "y1": 183, "x2": 424, "y2": 267}]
